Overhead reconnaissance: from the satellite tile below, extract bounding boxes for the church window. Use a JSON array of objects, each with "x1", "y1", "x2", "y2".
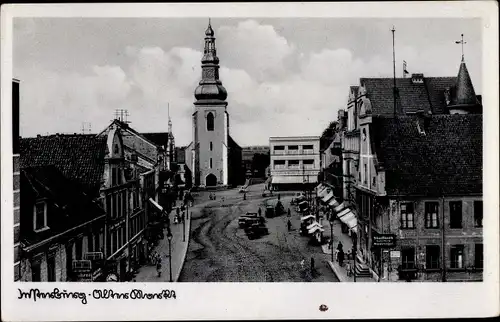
[
  {"x1": 210, "y1": 142, "x2": 213, "y2": 151},
  {"x1": 210, "y1": 158, "x2": 213, "y2": 169},
  {"x1": 207, "y1": 112, "x2": 214, "y2": 131}
]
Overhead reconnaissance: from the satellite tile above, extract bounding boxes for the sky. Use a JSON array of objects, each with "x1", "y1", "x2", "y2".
[{"x1": 14, "y1": 18, "x2": 482, "y2": 146}]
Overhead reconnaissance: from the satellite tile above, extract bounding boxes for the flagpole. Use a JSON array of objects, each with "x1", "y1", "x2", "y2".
[{"x1": 392, "y1": 26, "x2": 397, "y2": 117}]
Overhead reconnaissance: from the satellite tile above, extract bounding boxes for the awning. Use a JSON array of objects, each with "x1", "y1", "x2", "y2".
[
  {"x1": 308, "y1": 226, "x2": 325, "y2": 234},
  {"x1": 334, "y1": 202, "x2": 346, "y2": 214},
  {"x1": 307, "y1": 222, "x2": 323, "y2": 230},
  {"x1": 272, "y1": 176, "x2": 309, "y2": 184},
  {"x1": 321, "y1": 191, "x2": 334, "y2": 204},
  {"x1": 149, "y1": 198, "x2": 163, "y2": 212},
  {"x1": 301, "y1": 215, "x2": 315, "y2": 221},
  {"x1": 316, "y1": 184, "x2": 329, "y2": 198},
  {"x1": 337, "y1": 209, "x2": 358, "y2": 233},
  {"x1": 328, "y1": 198, "x2": 340, "y2": 208}
]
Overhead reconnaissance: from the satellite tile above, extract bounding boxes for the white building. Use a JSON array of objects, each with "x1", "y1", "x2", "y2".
[{"x1": 269, "y1": 136, "x2": 321, "y2": 190}]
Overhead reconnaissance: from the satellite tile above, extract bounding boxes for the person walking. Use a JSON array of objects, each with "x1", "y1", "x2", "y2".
[
  {"x1": 337, "y1": 241, "x2": 344, "y2": 252},
  {"x1": 338, "y1": 249, "x2": 345, "y2": 267},
  {"x1": 287, "y1": 208, "x2": 291, "y2": 217},
  {"x1": 156, "y1": 258, "x2": 162, "y2": 277},
  {"x1": 258, "y1": 207, "x2": 262, "y2": 217}
]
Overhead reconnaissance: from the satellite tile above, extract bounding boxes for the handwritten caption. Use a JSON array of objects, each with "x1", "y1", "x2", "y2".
[{"x1": 18, "y1": 288, "x2": 177, "y2": 305}]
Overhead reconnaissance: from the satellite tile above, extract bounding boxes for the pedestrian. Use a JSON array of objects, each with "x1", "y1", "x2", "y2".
[
  {"x1": 287, "y1": 219, "x2": 292, "y2": 231},
  {"x1": 156, "y1": 259, "x2": 162, "y2": 277},
  {"x1": 338, "y1": 249, "x2": 345, "y2": 267},
  {"x1": 258, "y1": 207, "x2": 262, "y2": 217},
  {"x1": 337, "y1": 241, "x2": 344, "y2": 252},
  {"x1": 287, "y1": 208, "x2": 291, "y2": 217}
]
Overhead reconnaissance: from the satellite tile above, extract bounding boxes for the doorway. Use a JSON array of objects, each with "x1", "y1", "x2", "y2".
[{"x1": 206, "y1": 173, "x2": 217, "y2": 187}]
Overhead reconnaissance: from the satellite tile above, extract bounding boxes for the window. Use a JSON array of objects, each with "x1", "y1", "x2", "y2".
[
  {"x1": 288, "y1": 160, "x2": 299, "y2": 167},
  {"x1": 426, "y1": 245, "x2": 440, "y2": 269},
  {"x1": 31, "y1": 260, "x2": 41, "y2": 282},
  {"x1": 34, "y1": 202, "x2": 48, "y2": 231},
  {"x1": 210, "y1": 141, "x2": 213, "y2": 151},
  {"x1": 303, "y1": 145, "x2": 313, "y2": 150},
  {"x1": 474, "y1": 201, "x2": 483, "y2": 227},
  {"x1": 401, "y1": 203, "x2": 414, "y2": 229},
  {"x1": 450, "y1": 201, "x2": 462, "y2": 228},
  {"x1": 402, "y1": 247, "x2": 415, "y2": 269},
  {"x1": 475, "y1": 244, "x2": 483, "y2": 269},
  {"x1": 273, "y1": 145, "x2": 285, "y2": 152},
  {"x1": 288, "y1": 145, "x2": 298, "y2": 150},
  {"x1": 207, "y1": 112, "x2": 214, "y2": 131},
  {"x1": 274, "y1": 160, "x2": 285, "y2": 169},
  {"x1": 450, "y1": 245, "x2": 464, "y2": 269},
  {"x1": 303, "y1": 159, "x2": 314, "y2": 165},
  {"x1": 363, "y1": 164, "x2": 367, "y2": 184},
  {"x1": 47, "y1": 253, "x2": 56, "y2": 281},
  {"x1": 425, "y1": 202, "x2": 439, "y2": 228},
  {"x1": 210, "y1": 158, "x2": 213, "y2": 169}
]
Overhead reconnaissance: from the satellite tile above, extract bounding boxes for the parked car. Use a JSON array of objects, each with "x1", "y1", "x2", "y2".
[
  {"x1": 238, "y1": 213, "x2": 263, "y2": 228},
  {"x1": 245, "y1": 222, "x2": 269, "y2": 239}
]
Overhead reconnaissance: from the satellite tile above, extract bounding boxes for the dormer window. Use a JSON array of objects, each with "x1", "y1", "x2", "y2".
[{"x1": 33, "y1": 201, "x2": 48, "y2": 232}]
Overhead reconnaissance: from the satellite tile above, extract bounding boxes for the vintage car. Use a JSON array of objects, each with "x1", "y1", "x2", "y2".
[
  {"x1": 238, "y1": 213, "x2": 264, "y2": 228},
  {"x1": 245, "y1": 222, "x2": 269, "y2": 239}
]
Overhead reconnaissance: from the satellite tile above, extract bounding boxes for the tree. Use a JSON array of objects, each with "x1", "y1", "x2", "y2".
[{"x1": 320, "y1": 121, "x2": 338, "y2": 151}]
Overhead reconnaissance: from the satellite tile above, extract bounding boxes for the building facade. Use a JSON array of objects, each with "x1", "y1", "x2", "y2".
[
  {"x1": 185, "y1": 20, "x2": 243, "y2": 188},
  {"x1": 339, "y1": 56, "x2": 483, "y2": 282},
  {"x1": 269, "y1": 136, "x2": 320, "y2": 190}
]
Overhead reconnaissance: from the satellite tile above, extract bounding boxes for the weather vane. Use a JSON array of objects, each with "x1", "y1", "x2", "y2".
[{"x1": 455, "y1": 33, "x2": 467, "y2": 59}]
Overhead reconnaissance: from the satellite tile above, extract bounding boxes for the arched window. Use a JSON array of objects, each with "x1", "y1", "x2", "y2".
[
  {"x1": 210, "y1": 142, "x2": 213, "y2": 151},
  {"x1": 207, "y1": 112, "x2": 214, "y2": 131},
  {"x1": 210, "y1": 158, "x2": 213, "y2": 169}
]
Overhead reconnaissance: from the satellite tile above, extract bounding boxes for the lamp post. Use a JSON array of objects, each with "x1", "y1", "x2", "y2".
[
  {"x1": 182, "y1": 204, "x2": 186, "y2": 242},
  {"x1": 167, "y1": 229, "x2": 173, "y2": 282},
  {"x1": 329, "y1": 213, "x2": 334, "y2": 262}
]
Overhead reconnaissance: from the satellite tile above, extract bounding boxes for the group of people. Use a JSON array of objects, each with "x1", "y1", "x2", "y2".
[{"x1": 173, "y1": 207, "x2": 185, "y2": 224}]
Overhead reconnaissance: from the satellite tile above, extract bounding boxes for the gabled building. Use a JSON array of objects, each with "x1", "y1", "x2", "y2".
[
  {"x1": 339, "y1": 56, "x2": 483, "y2": 282},
  {"x1": 20, "y1": 127, "x2": 152, "y2": 282}
]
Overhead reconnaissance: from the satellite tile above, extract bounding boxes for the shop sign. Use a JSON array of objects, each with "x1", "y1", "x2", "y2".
[
  {"x1": 372, "y1": 234, "x2": 397, "y2": 248},
  {"x1": 390, "y1": 250, "x2": 401, "y2": 258}
]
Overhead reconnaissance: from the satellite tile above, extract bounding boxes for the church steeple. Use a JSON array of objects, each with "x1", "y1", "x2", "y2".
[{"x1": 194, "y1": 19, "x2": 227, "y2": 102}]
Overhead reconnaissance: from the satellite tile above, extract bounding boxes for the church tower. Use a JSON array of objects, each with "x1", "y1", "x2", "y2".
[{"x1": 191, "y1": 20, "x2": 230, "y2": 187}]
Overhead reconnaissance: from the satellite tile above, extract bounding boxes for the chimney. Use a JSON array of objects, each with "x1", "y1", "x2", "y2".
[{"x1": 411, "y1": 73, "x2": 424, "y2": 84}]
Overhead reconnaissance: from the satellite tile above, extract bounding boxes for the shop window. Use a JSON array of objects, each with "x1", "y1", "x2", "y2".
[
  {"x1": 425, "y1": 245, "x2": 440, "y2": 269},
  {"x1": 47, "y1": 253, "x2": 56, "y2": 282},
  {"x1": 33, "y1": 201, "x2": 48, "y2": 232},
  {"x1": 31, "y1": 259, "x2": 41, "y2": 282},
  {"x1": 475, "y1": 244, "x2": 483, "y2": 269},
  {"x1": 207, "y1": 112, "x2": 214, "y2": 131},
  {"x1": 288, "y1": 160, "x2": 299, "y2": 168},
  {"x1": 425, "y1": 202, "x2": 439, "y2": 228},
  {"x1": 474, "y1": 200, "x2": 483, "y2": 227},
  {"x1": 450, "y1": 201, "x2": 462, "y2": 228},
  {"x1": 288, "y1": 145, "x2": 299, "y2": 150},
  {"x1": 450, "y1": 245, "x2": 464, "y2": 269},
  {"x1": 401, "y1": 247, "x2": 415, "y2": 270},
  {"x1": 400, "y1": 203, "x2": 414, "y2": 229}
]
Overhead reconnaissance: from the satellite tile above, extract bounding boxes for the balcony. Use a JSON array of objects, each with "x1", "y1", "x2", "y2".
[
  {"x1": 272, "y1": 150, "x2": 286, "y2": 155},
  {"x1": 302, "y1": 149, "x2": 316, "y2": 155}
]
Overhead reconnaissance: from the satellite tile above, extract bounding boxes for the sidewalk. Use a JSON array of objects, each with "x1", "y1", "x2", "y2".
[{"x1": 321, "y1": 218, "x2": 376, "y2": 282}]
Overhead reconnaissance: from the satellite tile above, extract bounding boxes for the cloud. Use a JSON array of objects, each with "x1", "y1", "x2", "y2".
[{"x1": 17, "y1": 19, "x2": 479, "y2": 147}]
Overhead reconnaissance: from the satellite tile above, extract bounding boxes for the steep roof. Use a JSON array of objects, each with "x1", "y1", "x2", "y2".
[
  {"x1": 360, "y1": 76, "x2": 457, "y2": 116},
  {"x1": 21, "y1": 165, "x2": 105, "y2": 247},
  {"x1": 142, "y1": 132, "x2": 170, "y2": 148},
  {"x1": 371, "y1": 114, "x2": 482, "y2": 196},
  {"x1": 20, "y1": 134, "x2": 108, "y2": 196},
  {"x1": 228, "y1": 135, "x2": 242, "y2": 150},
  {"x1": 451, "y1": 58, "x2": 480, "y2": 108}
]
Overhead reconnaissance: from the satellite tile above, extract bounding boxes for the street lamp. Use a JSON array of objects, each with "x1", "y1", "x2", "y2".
[
  {"x1": 167, "y1": 229, "x2": 173, "y2": 282},
  {"x1": 329, "y1": 211, "x2": 335, "y2": 263},
  {"x1": 181, "y1": 204, "x2": 186, "y2": 242}
]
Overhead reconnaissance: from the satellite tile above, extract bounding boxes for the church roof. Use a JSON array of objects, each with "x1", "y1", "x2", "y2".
[
  {"x1": 194, "y1": 83, "x2": 227, "y2": 101},
  {"x1": 371, "y1": 114, "x2": 482, "y2": 196}
]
